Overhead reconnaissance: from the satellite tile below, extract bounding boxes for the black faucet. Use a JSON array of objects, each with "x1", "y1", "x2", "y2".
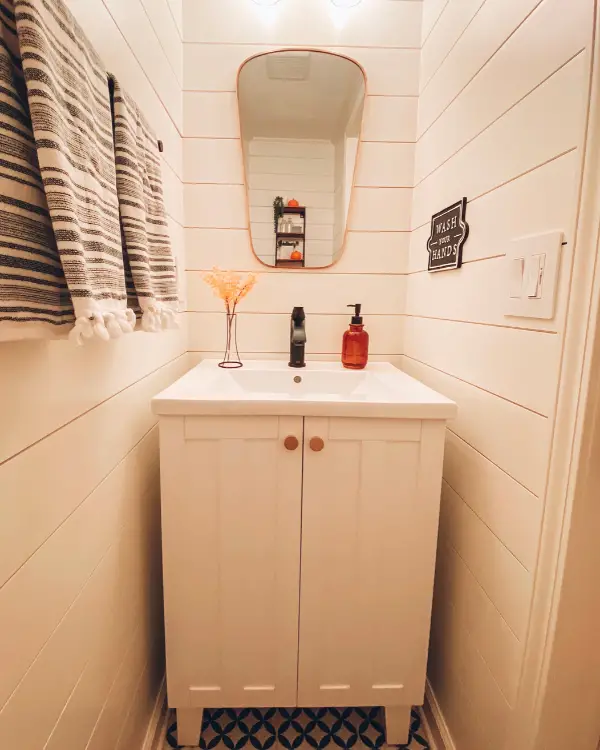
[{"x1": 289, "y1": 306, "x2": 306, "y2": 368}]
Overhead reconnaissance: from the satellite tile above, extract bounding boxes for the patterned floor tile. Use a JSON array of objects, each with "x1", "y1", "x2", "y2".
[{"x1": 165, "y1": 707, "x2": 430, "y2": 750}]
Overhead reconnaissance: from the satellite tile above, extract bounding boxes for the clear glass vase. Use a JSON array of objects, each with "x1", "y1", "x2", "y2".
[{"x1": 219, "y1": 311, "x2": 243, "y2": 369}]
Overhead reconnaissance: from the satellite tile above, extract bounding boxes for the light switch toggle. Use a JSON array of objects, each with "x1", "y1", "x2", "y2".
[
  {"x1": 525, "y1": 254, "x2": 545, "y2": 298},
  {"x1": 509, "y1": 258, "x2": 524, "y2": 298}
]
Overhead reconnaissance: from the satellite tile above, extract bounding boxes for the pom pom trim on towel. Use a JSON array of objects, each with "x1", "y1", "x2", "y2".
[
  {"x1": 141, "y1": 302, "x2": 179, "y2": 333},
  {"x1": 68, "y1": 309, "x2": 135, "y2": 345}
]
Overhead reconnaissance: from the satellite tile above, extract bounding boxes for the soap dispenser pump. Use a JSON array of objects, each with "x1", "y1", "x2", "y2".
[{"x1": 342, "y1": 303, "x2": 369, "y2": 370}]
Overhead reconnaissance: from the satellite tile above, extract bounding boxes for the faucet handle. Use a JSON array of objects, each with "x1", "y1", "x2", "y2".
[{"x1": 291, "y1": 306, "x2": 305, "y2": 322}]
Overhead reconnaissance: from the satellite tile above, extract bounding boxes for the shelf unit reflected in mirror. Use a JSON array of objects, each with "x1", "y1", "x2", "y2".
[{"x1": 276, "y1": 205, "x2": 306, "y2": 268}]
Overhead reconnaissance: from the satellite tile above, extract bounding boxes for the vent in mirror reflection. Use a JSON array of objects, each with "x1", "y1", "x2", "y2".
[{"x1": 238, "y1": 50, "x2": 366, "y2": 269}]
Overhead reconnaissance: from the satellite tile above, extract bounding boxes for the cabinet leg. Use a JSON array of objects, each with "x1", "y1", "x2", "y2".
[
  {"x1": 177, "y1": 707, "x2": 204, "y2": 747},
  {"x1": 384, "y1": 705, "x2": 410, "y2": 745}
]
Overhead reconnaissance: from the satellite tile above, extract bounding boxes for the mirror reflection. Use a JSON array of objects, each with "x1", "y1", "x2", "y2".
[{"x1": 238, "y1": 51, "x2": 366, "y2": 269}]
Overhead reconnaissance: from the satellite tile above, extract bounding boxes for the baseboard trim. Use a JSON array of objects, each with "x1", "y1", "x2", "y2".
[
  {"x1": 424, "y1": 681, "x2": 455, "y2": 750},
  {"x1": 142, "y1": 677, "x2": 168, "y2": 750}
]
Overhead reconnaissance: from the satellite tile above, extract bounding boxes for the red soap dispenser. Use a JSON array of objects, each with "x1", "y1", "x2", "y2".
[{"x1": 342, "y1": 303, "x2": 369, "y2": 370}]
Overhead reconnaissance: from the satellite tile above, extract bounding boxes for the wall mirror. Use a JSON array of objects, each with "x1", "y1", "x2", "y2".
[{"x1": 238, "y1": 50, "x2": 366, "y2": 269}]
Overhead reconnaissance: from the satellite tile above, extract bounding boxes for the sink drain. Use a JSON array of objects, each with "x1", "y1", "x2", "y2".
[{"x1": 293, "y1": 375, "x2": 302, "y2": 383}]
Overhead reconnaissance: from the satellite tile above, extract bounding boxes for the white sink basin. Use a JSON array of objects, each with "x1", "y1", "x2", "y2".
[
  {"x1": 152, "y1": 360, "x2": 456, "y2": 419},
  {"x1": 229, "y1": 368, "x2": 374, "y2": 397}
]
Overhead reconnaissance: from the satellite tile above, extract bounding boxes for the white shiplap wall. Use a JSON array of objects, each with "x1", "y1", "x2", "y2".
[
  {"x1": 0, "y1": 1, "x2": 188, "y2": 747},
  {"x1": 406, "y1": 1, "x2": 594, "y2": 748},
  {"x1": 183, "y1": 0, "x2": 417, "y2": 361}
]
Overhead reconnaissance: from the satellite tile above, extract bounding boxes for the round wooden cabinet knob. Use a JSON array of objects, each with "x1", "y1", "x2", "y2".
[
  {"x1": 309, "y1": 437, "x2": 325, "y2": 452},
  {"x1": 284, "y1": 435, "x2": 299, "y2": 451}
]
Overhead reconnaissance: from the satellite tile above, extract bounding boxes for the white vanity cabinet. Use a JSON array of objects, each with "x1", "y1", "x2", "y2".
[
  {"x1": 159, "y1": 414, "x2": 303, "y2": 712},
  {"x1": 156, "y1": 372, "x2": 452, "y2": 748},
  {"x1": 297, "y1": 416, "x2": 445, "y2": 711}
]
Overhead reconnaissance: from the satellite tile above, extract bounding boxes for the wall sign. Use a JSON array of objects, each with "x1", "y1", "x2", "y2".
[{"x1": 427, "y1": 198, "x2": 469, "y2": 272}]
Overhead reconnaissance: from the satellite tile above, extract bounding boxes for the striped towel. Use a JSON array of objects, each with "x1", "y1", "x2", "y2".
[
  {"x1": 0, "y1": 0, "x2": 73, "y2": 340},
  {"x1": 111, "y1": 77, "x2": 178, "y2": 331},
  {"x1": 14, "y1": 0, "x2": 135, "y2": 344}
]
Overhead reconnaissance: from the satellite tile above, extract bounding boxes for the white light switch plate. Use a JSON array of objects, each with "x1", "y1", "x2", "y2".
[{"x1": 505, "y1": 231, "x2": 562, "y2": 320}]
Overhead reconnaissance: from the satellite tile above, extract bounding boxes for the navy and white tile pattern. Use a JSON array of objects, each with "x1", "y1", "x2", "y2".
[{"x1": 165, "y1": 707, "x2": 430, "y2": 750}]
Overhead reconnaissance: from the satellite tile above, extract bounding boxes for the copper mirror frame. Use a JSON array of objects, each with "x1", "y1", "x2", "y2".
[{"x1": 237, "y1": 49, "x2": 367, "y2": 270}]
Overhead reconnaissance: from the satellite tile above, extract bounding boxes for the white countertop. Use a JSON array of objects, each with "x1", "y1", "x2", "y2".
[{"x1": 152, "y1": 360, "x2": 457, "y2": 420}]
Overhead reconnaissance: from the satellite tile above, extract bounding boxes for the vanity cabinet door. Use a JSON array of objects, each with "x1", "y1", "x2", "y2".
[
  {"x1": 297, "y1": 416, "x2": 446, "y2": 708},
  {"x1": 160, "y1": 415, "x2": 303, "y2": 708}
]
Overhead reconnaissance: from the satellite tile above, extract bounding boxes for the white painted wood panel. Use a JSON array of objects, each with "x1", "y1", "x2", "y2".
[
  {"x1": 427, "y1": 604, "x2": 491, "y2": 750},
  {"x1": 159, "y1": 415, "x2": 302, "y2": 707},
  {"x1": 403, "y1": 316, "x2": 560, "y2": 416},
  {"x1": 185, "y1": 184, "x2": 247, "y2": 228},
  {"x1": 86, "y1": 622, "x2": 158, "y2": 750},
  {"x1": 349, "y1": 188, "x2": 412, "y2": 231},
  {"x1": 355, "y1": 143, "x2": 415, "y2": 187},
  {"x1": 115, "y1": 655, "x2": 163, "y2": 750},
  {"x1": 400, "y1": 356, "x2": 550, "y2": 496},
  {"x1": 186, "y1": 270, "x2": 406, "y2": 315},
  {"x1": 361, "y1": 96, "x2": 418, "y2": 143},
  {"x1": 188, "y1": 312, "x2": 404, "y2": 356},
  {"x1": 334, "y1": 231, "x2": 409, "y2": 274},
  {"x1": 184, "y1": 92, "x2": 239, "y2": 138},
  {"x1": 0, "y1": 353, "x2": 186, "y2": 608},
  {"x1": 420, "y1": 0, "x2": 486, "y2": 91},
  {"x1": 0, "y1": 442, "x2": 163, "y2": 749},
  {"x1": 439, "y1": 482, "x2": 532, "y2": 640},
  {"x1": 428, "y1": 588, "x2": 511, "y2": 750},
  {"x1": 416, "y1": 0, "x2": 590, "y2": 182},
  {"x1": 42, "y1": 574, "x2": 150, "y2": 750},
  {"x1": 186, "y1": 351, "x2": 405, "y2": 369},
  {"x1": 251, "y1": 159, "x2": 333, "y2": 179},
  {"x1": 140, "y1": 0, "x2": 183, "y2": 83},
  {"x1": 443, "y1": 431, "x2": 542, "y2": 571},
  {"x1": 298, "y1": 417, "x2": 446, "y2": 706},
  {"x1": 421, "y1": 0, "x2": 449, "y2": 42},
  {"x1": 184, "y1": 138, "x2": 245, "y2": 183},
  {"x1": 407, "y1": 151, "x2": 578, "y2": 272},
  {"x1": 412, "y1": 55, "x2": 586, "y2": 228},
  {"x1": 418, "y1": 0, "x2": 562, "y2": 135},
  {"x1": 0, "y1": 332, "x2": 185, "y2": 466},
  {"x1": 250, "y1": 156, "x2": 333, "y2": 178},
  {"x1": 183, "y1": 0, "x2": 422, "y2": 48},
  {"x1": 168, "y1": 0, "x2": 183, "y2": 34},
  {"x1": 184, "y1": 44, "x2": 420, "y2": 97},
  {"x1": 249, "y1": 172, "x2": 334, "y2": 193},
  {"x1": 162, "y1": 159, "x2": 185, "y2": 224},
  {"x1": 0, "y1": 425, "x2": 160, "y2": 710},
  {"x1": 249, "y1": 140, "x2": 333, "y2": 159},
  {"x1": 185, "y1": 228, "x2": 408, "y2": 274},
  {"x1": 0, "y1": 544, "x2": 119, "y2": 749},
  {"x1": 434, "y1": 541, "x2": 523, "y2": 706}
]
